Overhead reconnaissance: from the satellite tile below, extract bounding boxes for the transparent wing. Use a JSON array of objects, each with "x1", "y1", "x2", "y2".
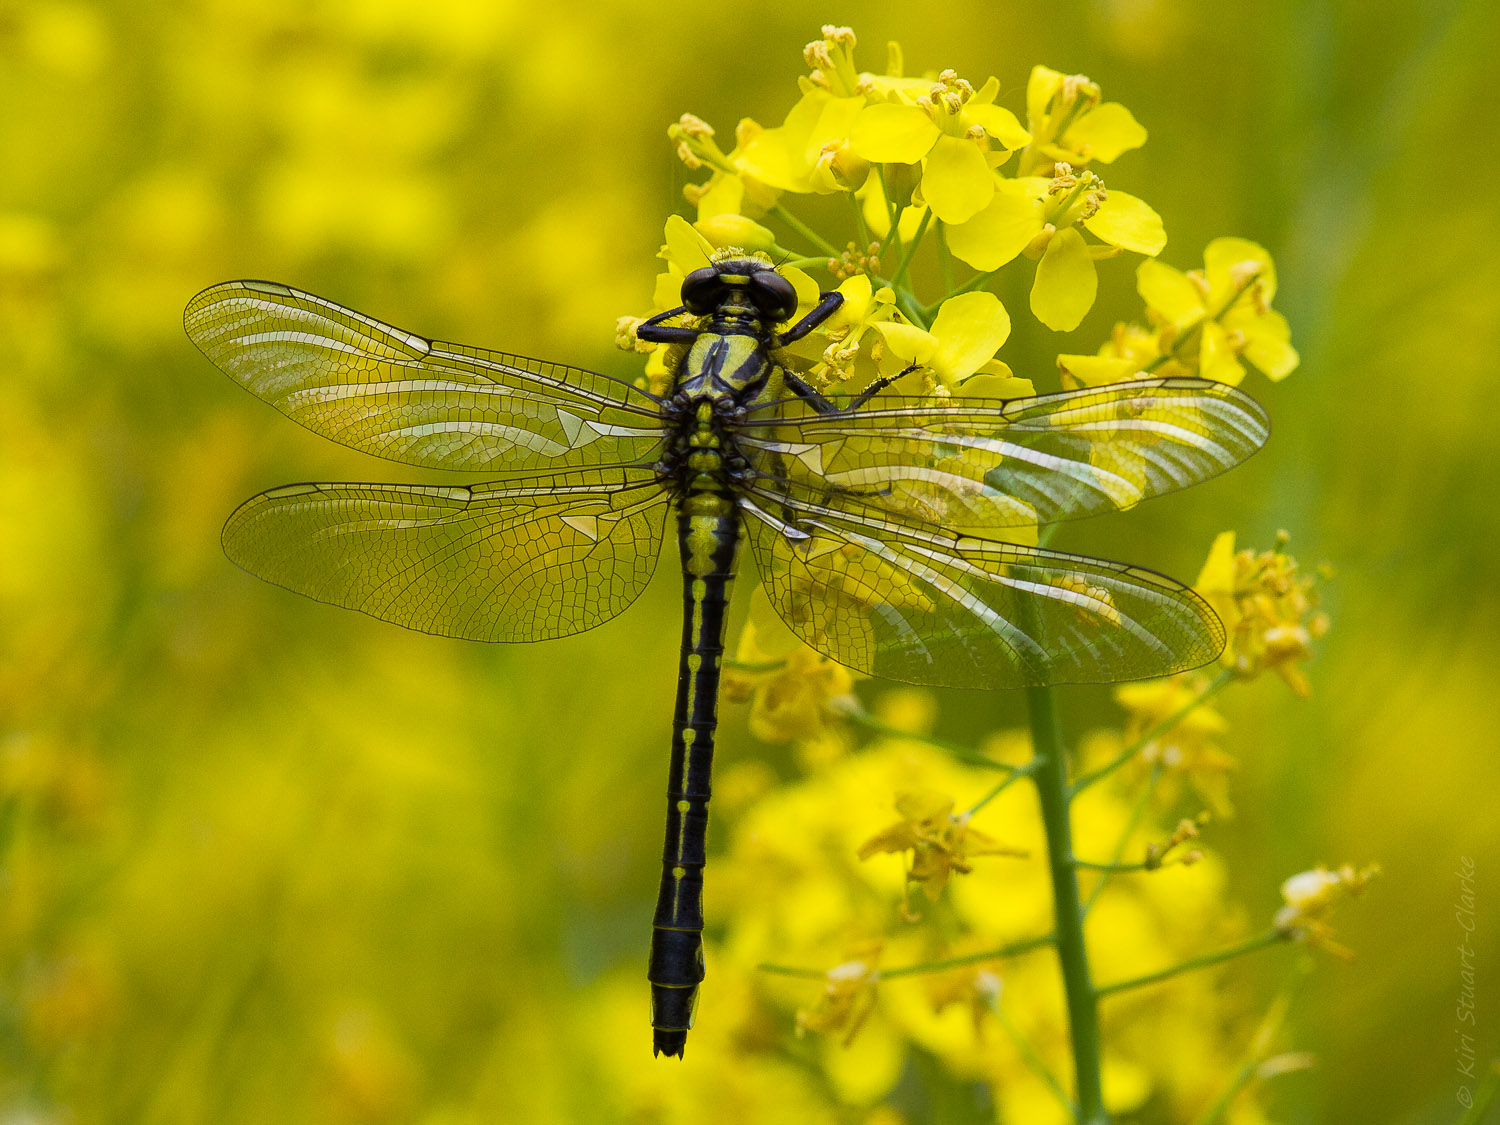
[
  {"x1": 738, "y1": 379, "x2": 1267, "y2": 531},
  {"x1": 222, "y1": 468, "x2": 669, "y2": 642},
  {"x1": 186, "y1": 280, "x2": 665, "y2": 472},
  {"x1": 741, "y1": 492, "x2": 1223, "y2": 689}
]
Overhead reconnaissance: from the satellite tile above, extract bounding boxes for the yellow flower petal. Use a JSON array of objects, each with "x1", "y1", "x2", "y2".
[
  {"x1": 1204, "y1": 236, "x2": 1277, "y2": 300},
  {"x1": 1242, "y1": 310, "x2": 1300, "y2": 381},
  {"x1": 1085, "y1": 190, "x2": 1165, "y2": 255},
  {"x1": 694, "y1": 213, "x2": 776, "y2": 253},
  {"x1": 944, "y1": 179, "x2": 1044, "y2": 271},
  {"x1": 1135, "y1": 258, "x2": 1202, "y2": 326},
  {"x1": 781, "y1": 265, "x2": 821, "y2": 320},
  {"x1": 857, "y1": 173, "x2": 929, "y2": 240},
  {"x1": 871, "y1": 321, "x2": 938, "y2": 365},
  {"x1": 1194, "y1": 531, "x2": 1240, "y2": 634},
  {"x1": 1199, "y1": 320, "x2": 1246, "y2": 385},
  {"x1": 1056, "y1": 354, "x2": 1140, "y2": 388},
  {"x1": 664, "y1": 214, "x2": 713, "y2": 272},
  {"x1": 833, "y1": 273, "x2": 874, "y2": 325},
  {"x1": 964, "y1": 103, "x2": 1031, "y2": 150},
  {"x1": 694, "y1": 173, "x2": 745, "y2": 220},
  {"x1": 849, "y1": 102, "x2": 940, "y2": 164},
  {"x1": 1026, "y1": 64, "x2": 1067, "y2": 124},
  {"x1": 739, "y1": 90, "x2": 865, "y2": 193},
  {"x1": 1031, "y1": 227, "x2": 1096, "y2": 331},
  {"x1": 652, "y1": 269, "x2": 683, "y2": 310},
  {"x1": 957, "y1": 371, "x2": 1034, "y2": 398},
  {"x1": 928, "y1": 291, "x2": 1011, "y2": 385},
  {"x1": 1066, "y1": 102, "x2": 1148, "y2": 162},
  {"x1": 921, "y1": 135, "x2": 994, "y2": 224}
]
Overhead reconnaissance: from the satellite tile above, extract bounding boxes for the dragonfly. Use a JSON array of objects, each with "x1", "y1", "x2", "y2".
[{"x1": 185, "y1": 259, "x2": 1268, "y2": 1058}]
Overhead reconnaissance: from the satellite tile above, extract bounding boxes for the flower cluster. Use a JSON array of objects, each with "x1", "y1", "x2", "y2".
[
  {"x1": 1196, "y1": 530, "x2": 1331, "y2": 697},
  {"x1": 1059, "y1": 237, "x2": 1300, "y2": 388},
  {"x1": 1274, "y1": 863, "x2": 1381, "y2": 960}
]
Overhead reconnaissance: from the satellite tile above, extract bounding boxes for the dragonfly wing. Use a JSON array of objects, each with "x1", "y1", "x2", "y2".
[
  {"x1": 741, "y1": 494, "x2": 1223, "y2": 689},
  {"x1": 739, "y1": 378, "x2": 1267, "y2": 531},
  {"x1": 185, "y1": 280, "x2": 665, "y2": 472},
  {"x1": 222, "y1": 469, "x2": 670, "y2": 641}
]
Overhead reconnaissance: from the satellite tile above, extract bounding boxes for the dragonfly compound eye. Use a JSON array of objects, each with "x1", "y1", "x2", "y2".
[
  {"x1": 681, "y1": 266, "x2": 723, "y2": 315},
  {"x1": 749, "y1": 270, "x2": 798, "y2": 322}
]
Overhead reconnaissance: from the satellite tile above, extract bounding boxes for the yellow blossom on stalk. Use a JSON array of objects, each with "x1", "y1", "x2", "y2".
[
  {"x1": 858, "y1": 789, "x2": 1027, "y2": 917},
  {"x1": 1113, "y1": 674, "x2": 1237, "y2": 817},
  {"x1": 1274, "y1": 863, "x2": 1380, "y2": 960},
  {"x1": 848, "y1": 70, "x2": 1030, "y2": 224},
  {"x1": 1018, "y1": 65, "x2": 1148, "y2": 176},
  {"x1": 723, "y1": 616, "x2": 857, "y2": 745},
  {"x1": 796, "y1": 946, "x2": 884, "y2": 1045},
  {"x1": 868, "y1": 289, "x2": 1014, "y2": 389},
  {"x1": 1057, "y1": 321, "x2": 1170, "y2": 388},
  {"x1": 1136, "y1": 237, "x2": 1299, "y2": 384},
  {"x1": 1195, "y1": 532, "x2": 1330, "y2": 697},
  {"x1": 946, "y1": 162, "x2": 1166, "y2": 331}
]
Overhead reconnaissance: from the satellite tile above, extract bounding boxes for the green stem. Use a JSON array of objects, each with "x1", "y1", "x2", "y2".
[
  {"x1": 769, "y1": 201, "x2": 841, "y2": 258},
  {"x1": 881, "y1": 167, "x2": 905, "y2": 265},
  {"x1": 891, "y1": 207, "x2": 931, "y2": 289},
  {"x1": 1073, "y1": 859, "x2": 1153, "y2": 872},
  {"x1": 756, "y1": 933, "x2": 1053, "y2": 981},
  {"x1": 1069, "y1": 667, "x2": 1234, "y2": 797},
  {"x1": 894, "y1": 287, "x2": 930, "y2": 330},
  {"x1": 1143, "y1": 270, "x2": 1263, "y2": 373},
  {"x1": 880, "y1": 933, "x2": 1054, "y2": 979},
  {"x1": 1082, "y1": 763, "x2": 1161, "y2": 917},
  {"x1": 1095, "y1": 930, "x2": 1287, "y2": 998},
  {"x1": 922, "y1": 267, "x2": 1000, "y2": 316},
  {"x1": 1026, "y1": 684, "x2": 1106, "y2": 1124},
  {"x1": 1192, "y1": 959, "x2": 1311, "y2": 1125},
  {"x1": 936, "y1": 221, "x2": 954, "y2": 294},
  {"x1": 842, "y1": 705, "x2": 1017, "y2": 772},
  {"x1": 989, "y1": 992, "x2": 1072, "y2": 1113},
  {"x1": 1456, "y1": 1062, "x2": 1500, "y2": 1125},
  {"x1": 849, "y1": 192, "x2": 870, "y2": 253},
  {"x1": 967, "y1": 762, "x2": 1036, "y2": 815}
]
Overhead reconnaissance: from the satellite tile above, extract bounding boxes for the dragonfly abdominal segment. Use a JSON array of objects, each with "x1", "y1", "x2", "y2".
[{"x1": 187, "y1": 257, "x2": 1269, "y2": 1059}]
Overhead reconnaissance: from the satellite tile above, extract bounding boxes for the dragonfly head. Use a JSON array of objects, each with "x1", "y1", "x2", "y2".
[{"x1": 680, "y1": 258, "x2": 797, "y2": 325}]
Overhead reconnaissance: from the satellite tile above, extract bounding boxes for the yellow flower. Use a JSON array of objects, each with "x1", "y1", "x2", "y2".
[
  {"x1": 1112, "y1": 675, "x2": 1237, "y2": 818},
  {"x1": 848, "y1": 70, "x2": 1030, "y2": 224},
  {"x1": 1274, "y1": 863, "x2": 1380, "y2": 960},
  {"x1": 796, "y1": 945, "x2": 884, "y2": 1046},
  {"x1": 1195, "y1": 532, "x2": 1330, "y2": 697},
  {"x1": 871, "y1": 290, "x2": 1013, "y2": 389},
  {"x1": 723, "y1": 616, "x2": 857, "y2": 745},
  {"x1": 1136, "y1": 237, "x2": 1299, "y2": 384},
  {"x1": 857, "y1": 789, "x2": 1026, "y2": 917},
  {"x1": 1057, "y1": 321, "x2": 1175, "y2": 388},
  {"x1": 946, "y1": 164, "x2": 1165, "y2": 331},
  {"x1": 1019, "y1": 65, "x2": 1148, "y2": 177}
]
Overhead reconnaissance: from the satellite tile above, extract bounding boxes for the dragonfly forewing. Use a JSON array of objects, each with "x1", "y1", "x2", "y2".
[
  {"x1": 185, "y1": 280, "x2": 666, "y2": 473},
  {"x1": 738, "y1": 378, "x2": 1268, "y2": 533}
]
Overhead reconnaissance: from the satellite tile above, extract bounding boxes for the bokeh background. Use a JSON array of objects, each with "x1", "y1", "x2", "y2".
[{"x1": 3, "y1": 1, "x2": 1498, "y2": 1121}]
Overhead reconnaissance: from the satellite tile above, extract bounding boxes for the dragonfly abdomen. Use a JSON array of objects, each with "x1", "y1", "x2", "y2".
[{"x1": 649, "y1": 489, "x2": 741, "y2": 1058}]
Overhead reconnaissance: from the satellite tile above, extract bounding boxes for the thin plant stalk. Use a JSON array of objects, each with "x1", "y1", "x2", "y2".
[{"x1": 1026, "y1": 683, "x2": 1107, "y2": 1124}]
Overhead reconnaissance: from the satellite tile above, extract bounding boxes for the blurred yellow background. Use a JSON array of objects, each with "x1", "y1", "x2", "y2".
[{"x1": 2, "y1": 1, "x2": 1497, "y2": 1121}]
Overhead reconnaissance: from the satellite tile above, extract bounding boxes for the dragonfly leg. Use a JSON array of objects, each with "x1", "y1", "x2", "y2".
[
  {"x1": 842, "y1": 363, "x2": 923, "y2": 410},
  {"x1": 781, "y1": 362, "x2": 925, "y2": 415},
  {"x1": 776, "y1": 290, "x2": 844, "y2": 346},
  {"x1": 638, "y1": 305, "x2": 701, "y2": 345}
]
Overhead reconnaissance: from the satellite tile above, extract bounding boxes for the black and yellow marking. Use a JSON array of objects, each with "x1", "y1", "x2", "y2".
[{"x1": 648, "y1": 404, "x2": 742, "y2": 1058}]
